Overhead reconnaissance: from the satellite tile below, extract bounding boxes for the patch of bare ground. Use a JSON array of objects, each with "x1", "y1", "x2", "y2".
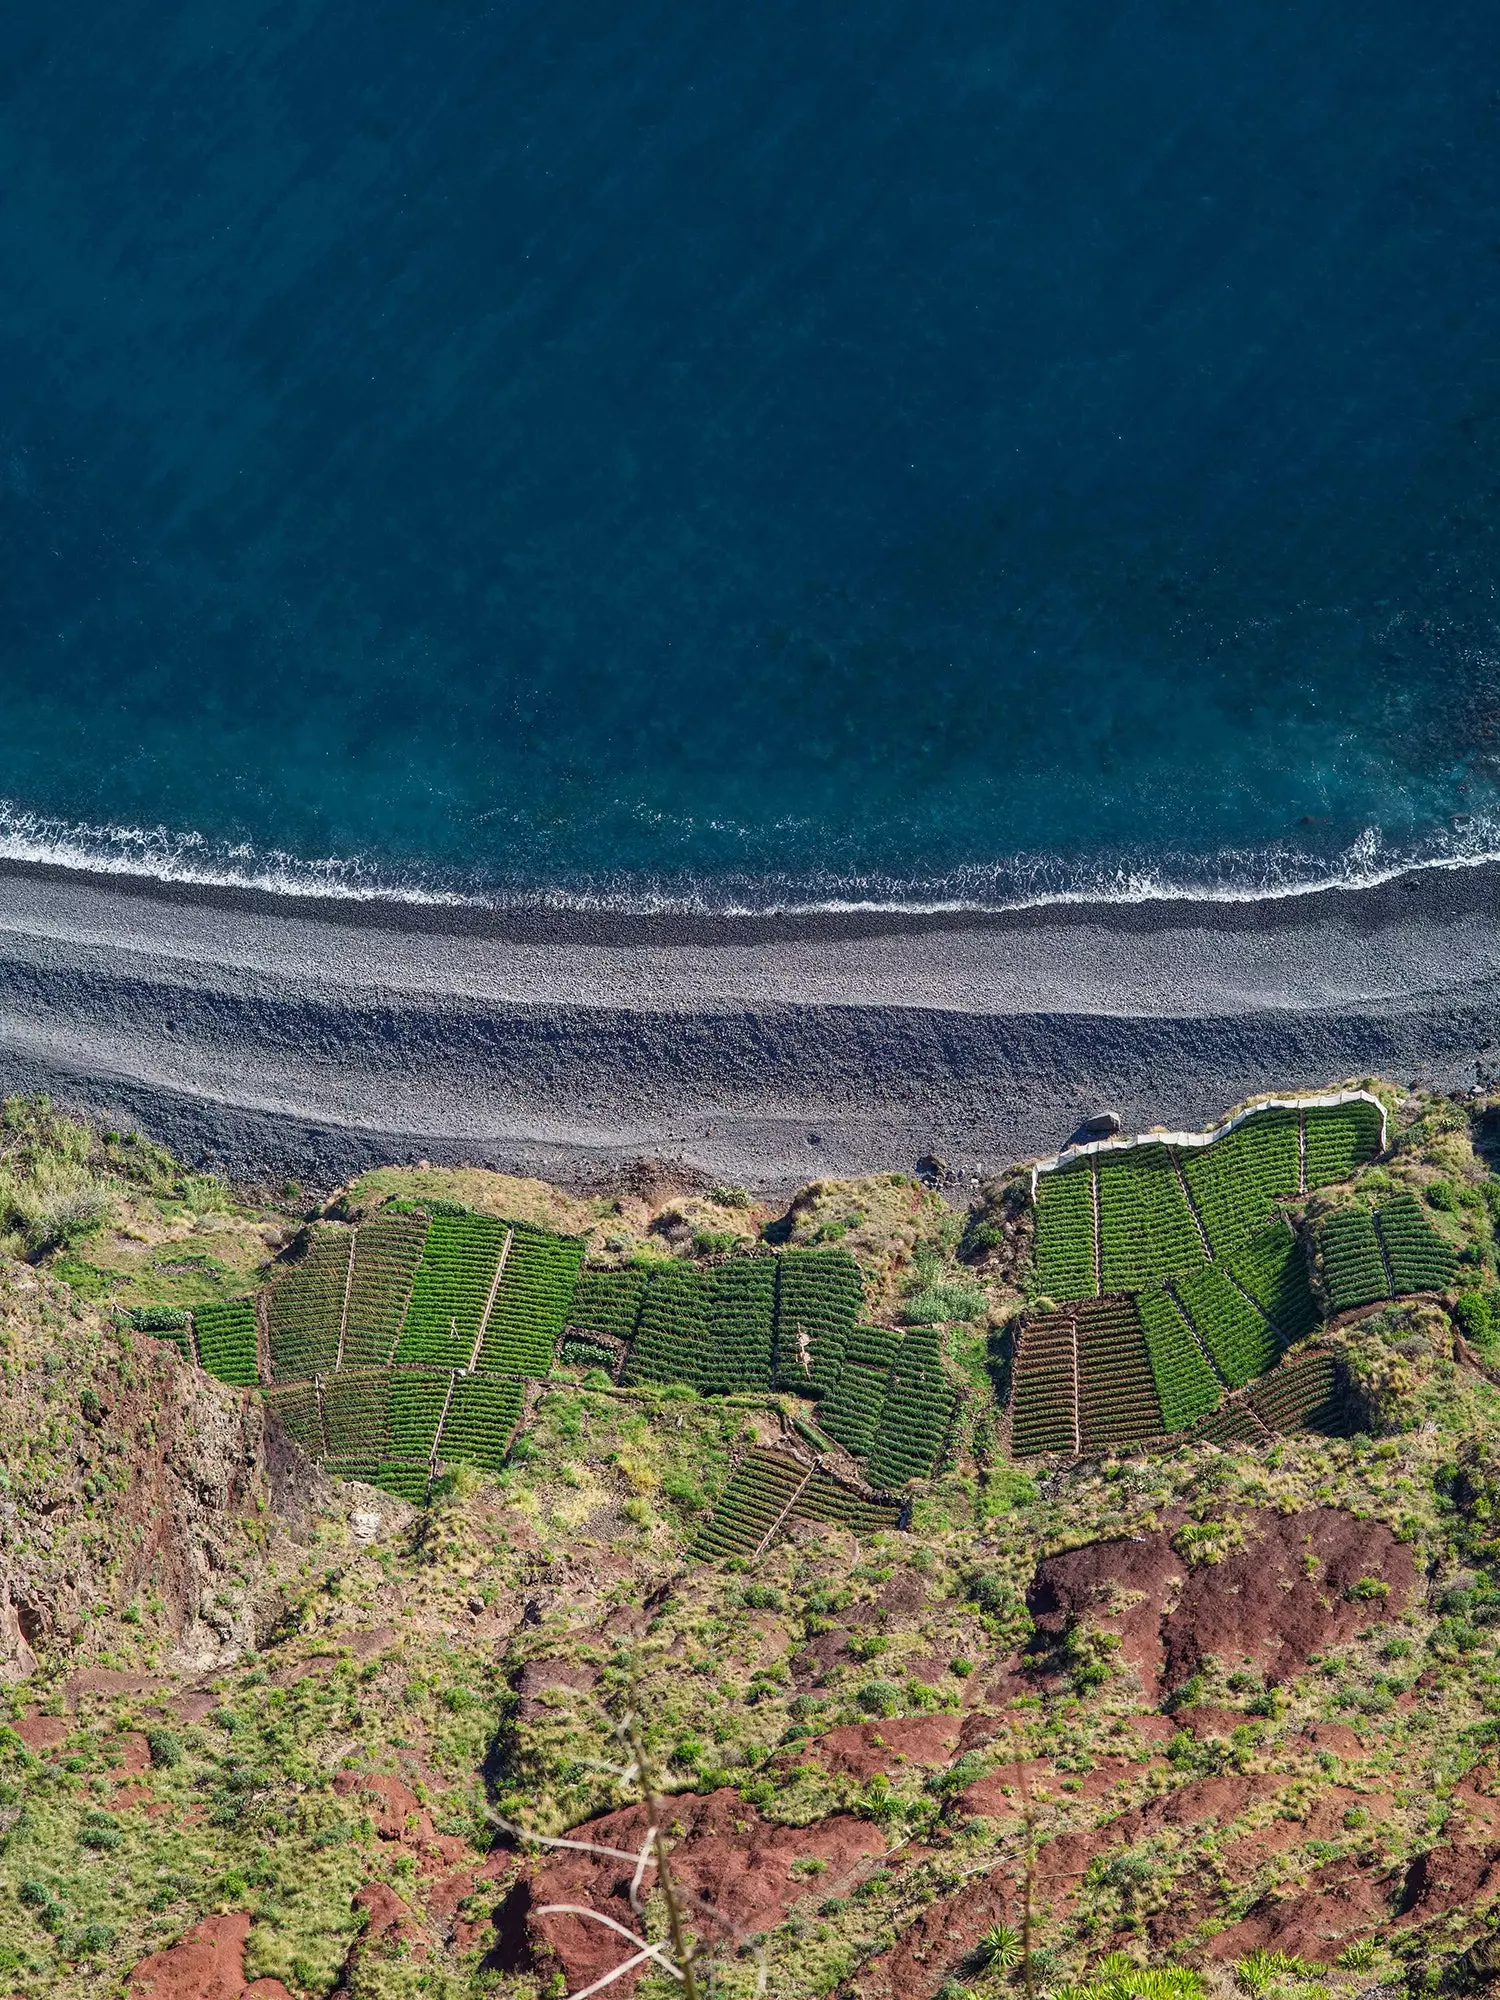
[
  {"x1": 1028, "y1": 1506, "x2": 1419, "y2": 1694},
  {"x1": 492, "y1": 1788, "x2": 888, "y2": 1995}
]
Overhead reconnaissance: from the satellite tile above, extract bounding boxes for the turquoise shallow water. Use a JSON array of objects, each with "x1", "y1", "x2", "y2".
[{"x1": 0, "y1": 0, "x2": 1498, "y2": 911}]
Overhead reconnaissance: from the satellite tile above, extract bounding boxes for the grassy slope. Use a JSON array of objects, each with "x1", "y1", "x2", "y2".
[{"x1": 3, "y1": 1083, "x2": 1500, "y2": 1996}]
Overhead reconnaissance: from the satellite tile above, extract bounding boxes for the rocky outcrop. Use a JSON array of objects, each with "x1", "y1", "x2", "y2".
[
  {"x1": 0, "y1": 1301, "x2": 325, "y2": 1683},
  {"x1": 1028, "y1": 1506, "x2": 1419, "y2": 1694}
]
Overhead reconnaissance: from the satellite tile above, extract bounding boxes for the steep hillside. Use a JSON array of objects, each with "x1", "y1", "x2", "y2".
[{"x1": 4, "y1": 1084, "x2": 1500, "y2": 1999}]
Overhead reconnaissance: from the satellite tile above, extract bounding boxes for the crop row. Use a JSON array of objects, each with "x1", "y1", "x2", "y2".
[
  {"x1": 363, "y1": 1461, "x2": 433, "y2": 1505},
  {"x1": 1227, "y1": 1220, "x2": 1319, "y2": 1341},
  {"x1": 1033, "y1": 1163, "x2": 1097, "y2": 1300},
  {"x1": 1172, "y1": 1264, "x2": 1279, "y2": 1387},
  {"x1": 1319, "y1": 1209, "x2": 1391, "y2": 1313},
  {"x1": 774, "y1": 1248, "x2": 864, "y2": 1396},
  {"x1": 1010, "y1": 1311, "x2": 1077, "y2": 1456},
  {"x1": 342, "y1": 1215, "x2": 428, "y2": 1368},
  {"x1": 570, "y1": 1268, "x2": 649, "y2": 1341},
  {"x1": 865, "y1": 1330, "x2": 955, "y2": 1487},
  {"x1": 322, "y1": 1372, "x2": 392, "y2": 1457},
  {"x1": 390, "y1": 1370, "x2": 452, "y2": 1458},
  {"x1": 1178, "y1": 1108, "x2": 1300, "y2": 1258},
  {"x1": 1375, "y1": 1195, "x2": 1457, "y2": 1295},
  {"x1": 692, "y1": 1449, "x2": 807, "y2": 1558},
  {"x1": 1303, "y1": 1101, "x2": 1384, "y2": 1189},
  {"x1": 265, "y1": 1380, "x2": 320, "y2": 1452},
  {"x1": 1097, "y1": 1146, "x2": 1207, "y2": 1292},
  {"x1": 436, "y1": 1374, "x2": 524, "y2": 1474},
  {"x1": 476, "y1": 1224, "x2": 584, "y2": 1378},
  {"x1": 1138, "y1": 1285, "x2": 1221, "y2": 1432},
  {"x1": 266, "y1": 1227, "x2": 350, "y2": 1380},
  {"x1": 818, "y1": 1325, "x2": 900, "y2": 1455},
  {"x1": 193, "y1": 1300, "x2": 260, "y2": 1389},
  {"x1": 1190, "y1": 1402, "x2": 1264, "y2": 1447},
  {"x1": 1076, "y1": 1295, "x2": 1162, "y2": 1449},
  {"x1": 623, "y1": 1264, "x2": 713, "y2": 1389},
  {"x1": 794, "y1": 1472, "x2": 903, "y2": 1535},
  {"x1": 1249, "y1": 1352, "x2": 1343, "y2": 1435},
  {"x1": 395, "y1": 1213, "x2": 510, "y2": 1369}
]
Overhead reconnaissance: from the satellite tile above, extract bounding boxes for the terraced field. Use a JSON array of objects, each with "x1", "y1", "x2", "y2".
[
  {"x1": 1075, "y1": 1295, "x2": 1162, "y2": 1450},
  {"x1": 692, "y1": 1448, "x2": 902, "y2": 1559},
  {"x1": 1019, "y1": 1094, "x2": 1401, "y2": 1458}
]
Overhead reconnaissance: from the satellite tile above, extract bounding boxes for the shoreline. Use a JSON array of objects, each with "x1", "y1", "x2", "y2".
[{"x1": 0, "y1": 857, "x2": 1493, "y2": 1187}]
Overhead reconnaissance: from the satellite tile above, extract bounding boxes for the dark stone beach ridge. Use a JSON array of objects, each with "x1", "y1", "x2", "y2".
[{"x1": 0, "y1": 858, "x2": 1495, "y2": 1186}]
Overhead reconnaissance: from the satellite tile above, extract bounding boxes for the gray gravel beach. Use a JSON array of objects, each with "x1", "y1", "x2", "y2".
[{"x1": 0, "y1": 860, "x2": 1496, "y2": 1187}]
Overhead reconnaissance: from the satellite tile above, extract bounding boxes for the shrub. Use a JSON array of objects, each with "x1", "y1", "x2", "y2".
[
  {"x1": 146, "y1": 1727, "x2": 182, "y2": 1769},
  {"x1": 740, "y1": 1584, "x2": 784, "y2": 1610},
  {"x1": 899, "y1": 1281, "x2": 986, "y2": 1325},
  {"x1": 856, "y1": 1679, "x2": 902, "y2": 1718},
  {"x1": 1454, "y1": 1290, "x2": 1495, "y2": 1348},
  {"x1": 1346, "y1": 1576, "x2": 1390, "y2": 1602},
  {"x1": 1426, "y1": 1181, "x2": 1458, "y2": 1211}
]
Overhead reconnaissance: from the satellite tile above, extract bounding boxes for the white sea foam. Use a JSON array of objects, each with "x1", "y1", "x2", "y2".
[{"x1": 1, "y1": 801, "x2": 1498, "y2": 918}]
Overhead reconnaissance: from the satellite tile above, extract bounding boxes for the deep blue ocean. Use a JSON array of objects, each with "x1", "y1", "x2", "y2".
[{"x1": 1, "y1": 1, "x2": 1498, "y2": 911}]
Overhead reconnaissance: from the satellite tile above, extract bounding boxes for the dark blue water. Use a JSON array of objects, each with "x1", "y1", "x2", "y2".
[{"x1": 1, "y1": 1, "x2": 1498, "y2": 909}]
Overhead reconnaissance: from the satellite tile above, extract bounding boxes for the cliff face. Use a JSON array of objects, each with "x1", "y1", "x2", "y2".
[{"x1": 0, "y1": 1264, "x2": 316, "y2": 1683}]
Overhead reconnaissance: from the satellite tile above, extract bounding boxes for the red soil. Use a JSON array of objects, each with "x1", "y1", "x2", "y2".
[
  {"x1": 11, "y1": 1710, "x2": 67, "y2": 1752},
  {"x1": 1029, "y1": 1508, "x2": 1418, "y2": 1694},
  {"x1": 495, "y1": 1787, "x2": 886, "y2": 1996},
  {"x1": 786, "y1": 1715, "x2": 962, "y2": 1779},
  {"x1": 126, "y1": 1912, "x2": 294, "y2": 2000}
]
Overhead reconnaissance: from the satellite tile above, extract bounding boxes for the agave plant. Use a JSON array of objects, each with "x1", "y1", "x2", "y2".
[
  {"x1": 977, "y1": 1923, "x2": 1024, "y2": 1971},
  {"x1": 1335, "y1": 1941, "x2": 1379, "y2": 1973},
  {"x1": 1236, "y1": 1951, "x2": 1295, "y2": 1997}
]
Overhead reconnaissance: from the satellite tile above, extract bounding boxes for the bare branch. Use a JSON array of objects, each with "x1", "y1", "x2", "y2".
[
  {"x1": 567, "y1": 1946, "x2": 661, "y2": 2000},
  {"x1": 489, "y1": 1816, "x2": 652, "y2": 1866},
  {"x1": 534, "y1": 1903, "x2": 684, "y2": 1980}
]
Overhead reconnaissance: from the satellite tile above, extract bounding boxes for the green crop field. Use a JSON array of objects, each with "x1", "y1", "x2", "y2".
[
  {"x1": 1138, "y1": 1284, "x2": 1221, "y2": 1432},
  {"x1": 1303, "y1": 1099, "x2": 1384, "y2": 1188},
  {"x1": 264, "y1": 1379, "x2": 320, "y2": 1452},
  {"x1": 818, "y1": 1323, "x2": 900, "y2": 1456},
  {"x1": 1178, "y1": 1107, "x2": 1300, "y2": 1256},
  {"x1": 1171, "y1": 1264, "x2": 1280, "y2": 1387},
  {"x1": 623, "y1": 1264, "x2": 712, "y2": 1389},
  {"x1": 692, "y1": 1447, "x2": 902, "y2": 1559},
  {"x1": 1191, "y1": 1402, "x2": 1265, "y2": 1447},
  {"x1": 475, "y1": 1223, "x2": 584, "y2": 1377},
  {"x1": 321, "y1": 1370, "x2": 392, "y2": 1459},
  {"x1": 436, "y1": 1373, "x2": 525, "y2": 1474},
  {"x1": 864, "y1": 1328, "x2": 955, "y2": 1487},
  {"x1": 192, "y1": 1299, "x2": 259, "y2": 1388},
  {"x1": 389, "y1": 1370, "x2": 452, "y2": 1460},
  {"x1": 1227, "y1": 1219, "x2": 1319, "y2": 1341},
  {"x1": 1249, "y1": 1350, "x2": 1345, "y2": 1435},
  {"x1": 569, "y1": 1267, "x2": 648, "y2": 1341},
  {"x1": 691, "y1": 1448, "x2": 808, "y2": 1559},
  {"x1": 1097, "y1": 1145, "x2": 1207, "y2": 1291},
  {"x1": 1319, "y1": 1208, "x2": 1392, "y2": 1313},
  {"x1": 702, "y1": 1257, "x2": 777, "y2": 1394},
  {"x1": 1033, "y1": 1161, "x2": 1097, "y2": 1299},
  {"x1": 395, "y1": 1212, "x2": 509, "y2": 1369},
  {"x1": 774, "y1": 1247, "x2": 863, "y2": 1395},
  {"x1": 1075, "y1": 1294, "x2": 1162, "y2": 1449},
  {"x1": 1375, "y1": 1193, "x2": 1457, "y2": 1295},
  {"x1": 794, "y1": 1471, "x2": 903, "y2": 1535},
  {"x1": 266, "y1": 1227, "x2": 349, "y2": 1380},
  {"x1": 1010, "y1": 1309, "x2": 1077, "y2": 1457},
  {"x1": 342, "y1": 1215, "x2": 428, "y2": 1368}
]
